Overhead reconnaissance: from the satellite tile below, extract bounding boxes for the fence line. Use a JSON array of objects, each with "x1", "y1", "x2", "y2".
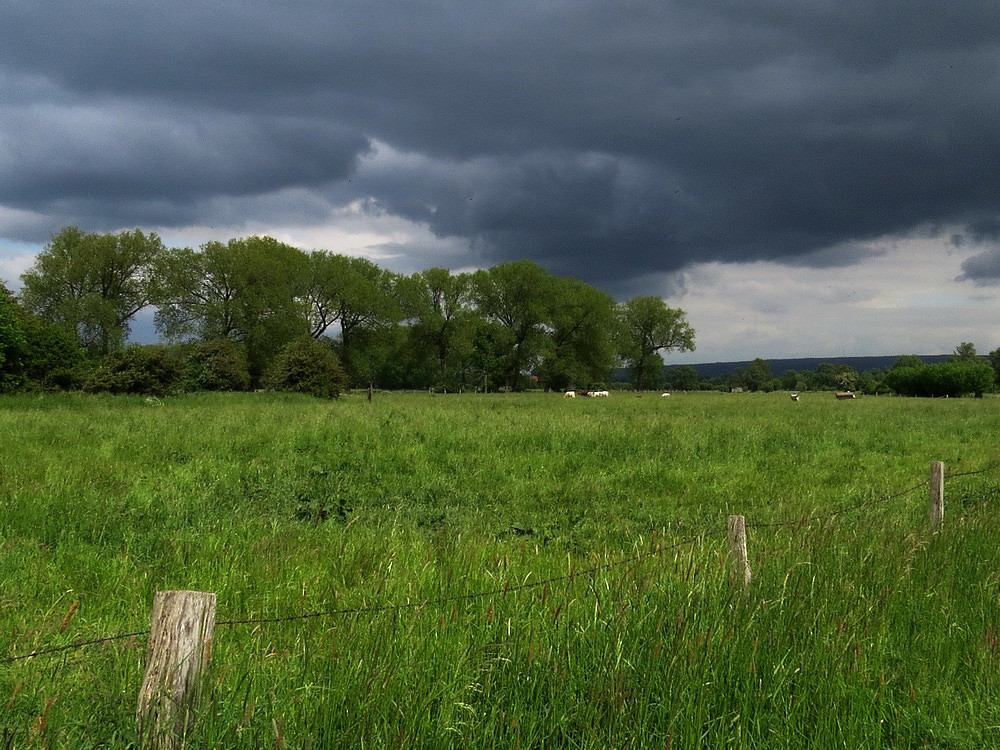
[
  {"x1": 3, "y1": 458, "x2": 999, "y2": 666},
  {"x1": 745, "y1": 479, "x2": 929, "y2": 529},
  {"x1": 943, "y1": 459, "x2": 1000, "y2": 479},
  {"x1": 0, "y1": 630, "x2": 149, "y2": 665},
  {"x1": 216, "y1": 534, "x2": 707, "y2": 628}
]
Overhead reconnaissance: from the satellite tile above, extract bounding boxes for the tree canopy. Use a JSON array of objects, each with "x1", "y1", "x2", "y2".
[
  {"x1": 12, "y1": 227, "x2": 706, "y2": 393},
  {"x1": 21, "y1": 227, "x2": 164, "y2": 354},
  {"x1": 616, "y1": 296, "x2": 696, "y2": 390}
]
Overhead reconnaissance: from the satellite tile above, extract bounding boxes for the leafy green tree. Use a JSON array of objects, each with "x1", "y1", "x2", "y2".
[
  {"x1": 781, "y1": 369, "x2": 807, "y2": 391},
  {"x1": 464, "y1": 318, "x2": 509, "y2": 392},
  {"x1": 472, "y1": 260, "x2": 555, "y2": 390},
  {"x1": 154, "y1": 236, "x2": 308, "y2": 383},
  {"x1": 892, "y1": 355, "x2": 924, "y2": 369},
  {"x1": 265, "y1": 336, "x2": 348, "y2": 398},
  {"x1": 616, "y1": 297, "x2": 695, "y2": 390},
  {"x1": 857, "y1": 369, "x2": 887, "y2": 395},
  {"x1": 302, "y1": 252, "x2": 403, "y2": 385},
  {"x1": 393, "y1": 268, "x2": 477, "y2": 389},
  {"x1": 19, "y1": 314, "x2": 86, "y2": 389},
  {"x1": 538, "y1": 277, "x2": 617, "y2": 391},
  {"x1": 0, "y1": 283, "x2": 27, "y2": 391},
  {"x1": 950, "y1": 342, "x2": 980, "y2": 362},
  {"x1": 727, "y1": 368, "x2": 749, "y2": 391},
  {"x1": 814, "y1": 362, "x2": 859, "y2": 391},
  {"x1": 1, "y1": 283, "x2": 86, "y2": 391},
  {"x1": 745, "y1": 358, "x2": 773, "y2": 392},
  {"x1": 21, "y1": 227, "x2": 164, "y2": 354},
  {"x1": 988, "y1": 348, "x2": 1000, "y2": 387},
  {"x1": 664, "y1": 365, "x2": 700, "y2": 391}
]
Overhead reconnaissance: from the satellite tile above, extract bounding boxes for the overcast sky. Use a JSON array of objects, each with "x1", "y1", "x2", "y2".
[{"x1": 2, "y1": 0, "x2": 999, "y2": 362}]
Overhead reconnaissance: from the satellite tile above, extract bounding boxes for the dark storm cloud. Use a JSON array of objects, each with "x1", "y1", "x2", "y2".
[{"x1": 2, "y1": 0, "x2": 1000, "y2": 287}]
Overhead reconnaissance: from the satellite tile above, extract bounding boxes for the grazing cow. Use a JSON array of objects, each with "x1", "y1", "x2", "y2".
[
  {"x1": 661, "y1": 393, "x2": 671, "y2": 397},
  {"x1": 564, "y1": 391, "x2": 576, "y2": 398},
  {"x1": 591, "y1": 390, "x2": 610, "y2": 397},
  {"x1": 790, "y1": 393, "x2": 799, "y2": 401}
]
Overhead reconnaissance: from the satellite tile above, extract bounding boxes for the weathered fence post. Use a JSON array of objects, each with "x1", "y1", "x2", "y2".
[
  {"x1": 367, "y1": 383, "x2": 373, "y2": 402},
  {"x1": 137, "y1": 590, "x2": 217, "y2": 749},
  {"x1": 929, "y1": 461, "x2": 944, "y2": 531},
  {"x1": 727, "y1": 515, "x2": 752, "y2": 588}
]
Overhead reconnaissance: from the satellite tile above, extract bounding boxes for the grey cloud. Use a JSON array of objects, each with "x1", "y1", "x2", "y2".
[
  {"x1": 0, "y1": 95, "x2": 368, "y2": 209},
  {"x1": 2, "y1": 0, "x2": 1000, "y2": 288},
  {"x1": 957, "y1": 248, "x2": 1000, "y2": 285}
]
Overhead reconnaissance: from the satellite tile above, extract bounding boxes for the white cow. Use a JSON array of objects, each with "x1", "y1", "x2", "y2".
[
  {"x1": 661, "y1": 393, "x2": 671, "y2": 397},
  {"x1": 564, "y1": 391, "x2": 576, "y2": 398},
  {"x1": 591, "y1": 390, "x2": 610, "y2": 397}
]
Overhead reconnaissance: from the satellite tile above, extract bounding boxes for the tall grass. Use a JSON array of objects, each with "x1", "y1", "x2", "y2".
[{"x1": 1, "y1": 391, "x2": 998, "y2": 747}]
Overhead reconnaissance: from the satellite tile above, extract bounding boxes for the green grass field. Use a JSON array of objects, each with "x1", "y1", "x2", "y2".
[{"x1": 2, "y1": 391, "x2": 999, "y2": 748}]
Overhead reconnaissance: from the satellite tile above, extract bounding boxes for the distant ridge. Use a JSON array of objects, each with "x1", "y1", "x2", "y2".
[{"x1": 666, "y1": 354, "x2": 952, "y2": 378}]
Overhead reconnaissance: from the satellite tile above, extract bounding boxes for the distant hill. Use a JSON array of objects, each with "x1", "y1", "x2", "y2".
[{"x1": 665, "y1": 355, "x2": 952, "y2": 378}]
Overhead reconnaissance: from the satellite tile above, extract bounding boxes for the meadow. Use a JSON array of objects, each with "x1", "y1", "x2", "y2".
[{"x1": 1, "y1": 390, "x2": 999, "y2": 748}]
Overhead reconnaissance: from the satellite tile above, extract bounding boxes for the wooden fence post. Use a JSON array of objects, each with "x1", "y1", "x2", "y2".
[
  {"x1": 727, "y1": 515, "x2": 752, "y2": 588},
  {"x1": 137, "y1": 590, "x2": 217, "y2": 749},
  {"x1": 929, "y1": 461, "x2": 944, "y2": 532}
]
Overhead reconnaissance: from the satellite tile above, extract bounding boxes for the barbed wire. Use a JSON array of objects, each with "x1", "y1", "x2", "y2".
[
  {"x1": 944, "y1": 459, "x2": 1000, "y2": 480},
  {"x1": 3, "y1": 460, "x2": 998, "y2": 664},
  {"x1": 746, "y1": 479, "x2": 929, "y2": 529},
  {"x1": 0, "y1": 630, "x2": 148, "y2": 665},
  {"x1": 215, "y1": 533, "x2": 708, "y2": 627}
]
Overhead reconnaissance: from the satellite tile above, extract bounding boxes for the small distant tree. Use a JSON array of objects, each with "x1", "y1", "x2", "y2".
[
  {"x1": 664, "y1": 365, "x2": 700, "y2": 391},
  {"x1": 265, "y1": 336, "x2": 348, "y2": 398},
  {"x1": 857, "y1": 368, "x2": 887, "y2": 395},
  {"x1": 745, "y1": 358, "x2": 773, "y2": 391},
  {"x1": 892, "y1": 355, "x2": 924, "y2": 370},
  {"x1": 815, "y1": 362, "x2": 858, "y2": 391},
  {"x1": 781, "y1": 369, "x2": 807, "y2": 391},
  {"x1": 950, "y1": 342, "x2": 980, "y2": 362}
]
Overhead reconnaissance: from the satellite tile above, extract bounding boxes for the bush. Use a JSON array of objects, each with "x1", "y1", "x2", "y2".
[
  {"x1": 0, "y1": 284, "x2": 27, "y2": 392},
  {"x1": 84, "y1": 346, "x2": 185, "y2": 396},
  {"x1": 20, "y1": 316, "x2": 86, "y2": 389},
  {"x1": 187, "y1": 338, "x2": 251, "y2": 392},
  {"x1": 265, "y1": 336, "x2": 348, "y2": 398},
  {"x1": 884, "y1": 361, "x2": 994, "y2": 397}
]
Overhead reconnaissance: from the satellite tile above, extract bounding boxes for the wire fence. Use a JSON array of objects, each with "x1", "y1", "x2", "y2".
[{"x1": 3, "y1": 459, "x2": 999, "y2": 666}]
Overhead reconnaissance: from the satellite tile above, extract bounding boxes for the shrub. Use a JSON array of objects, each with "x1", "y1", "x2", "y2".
[
  {"x1": 884, "y1": 361, "x2": 994, "y2": 397},
  {"x1": 84, "y1": 346, "x2": 185, "y2": 396},
  {"x1": 187, "y1": 338, "x2": 251, "y2": 392},
  {"x1": 19, "y1": 316, "x2": 86, "y2": 389},
  {"x1": 265, "y1": 336, "x2": 348, "y2": 398}
]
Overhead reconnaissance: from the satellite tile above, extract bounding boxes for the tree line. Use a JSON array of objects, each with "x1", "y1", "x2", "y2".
[
  {"x1": 0, "y1": 227, "x2": 696, "y2": 396},
  {"x1": 666, "y1": 345, "x2": 997, "y2": 397}
]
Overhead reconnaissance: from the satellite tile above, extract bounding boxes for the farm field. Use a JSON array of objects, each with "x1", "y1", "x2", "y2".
[{"x1": 1, "y1": 390, "x2": 1000, "y2": 748}]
